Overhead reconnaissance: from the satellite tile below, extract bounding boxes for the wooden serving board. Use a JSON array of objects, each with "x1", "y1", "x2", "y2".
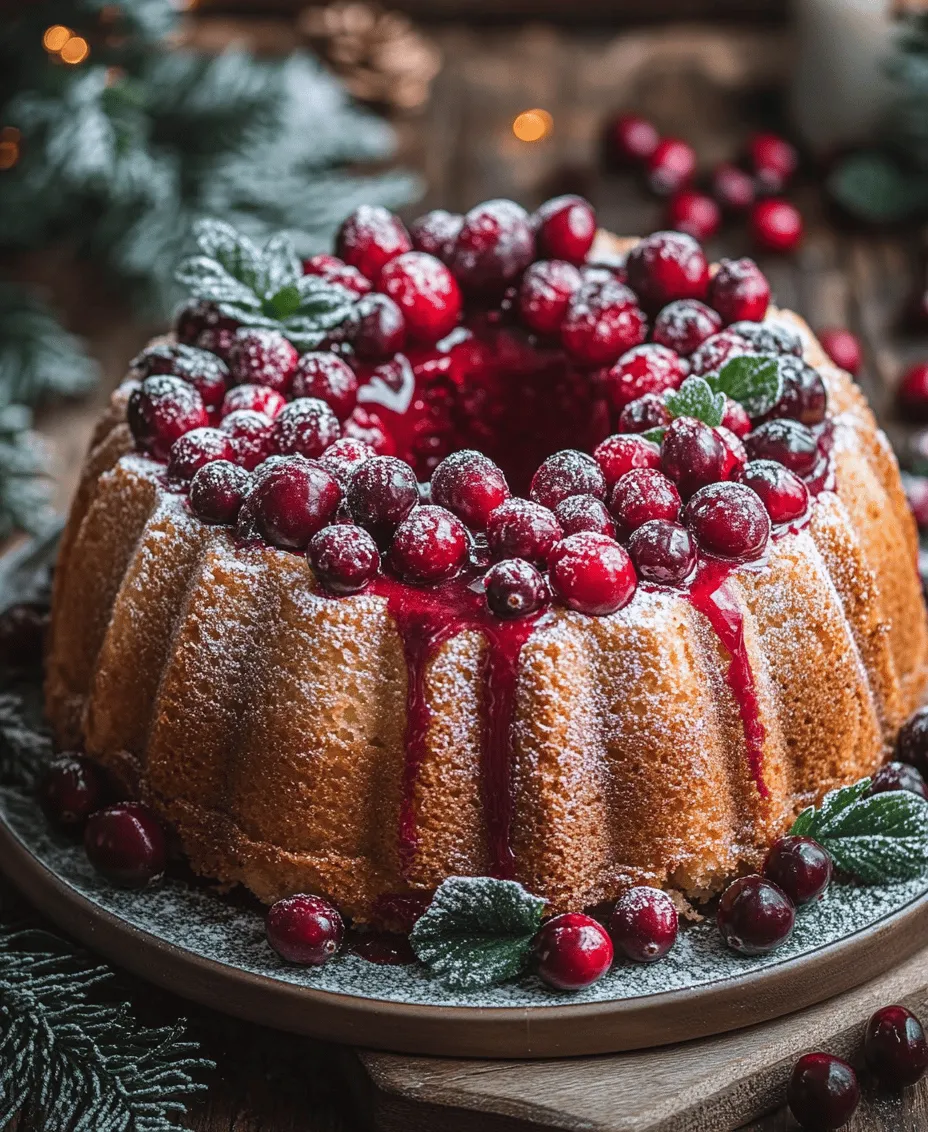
[{"x1": 353, "y1": 943, "x2": 928, "y2": 1132}]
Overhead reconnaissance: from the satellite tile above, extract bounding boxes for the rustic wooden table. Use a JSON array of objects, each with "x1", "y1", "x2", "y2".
[{"x1": 19, "y1": 16, "x2": 928, "y2": 1131}]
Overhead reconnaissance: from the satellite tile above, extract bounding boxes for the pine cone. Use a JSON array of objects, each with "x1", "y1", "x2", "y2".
[{"x1": 298, "y1": 2, "x2": 441, "y2": 112}]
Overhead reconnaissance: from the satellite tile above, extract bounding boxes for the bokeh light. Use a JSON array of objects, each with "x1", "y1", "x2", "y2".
[
  {"x1": 60, "y1": 36, "x2": 90, "y2": 65},
  {"x1": 512, "y1": 109, "x2": 554, "y2": 143},
  {"x1": 0, "y1": 127, "x2": 20, "y2": 172},
  {"x1": 42, "y1": 25, "x2": 71, "y2": 53}
]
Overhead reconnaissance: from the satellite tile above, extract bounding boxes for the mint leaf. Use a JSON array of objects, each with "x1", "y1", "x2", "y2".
[
  {"x1": 192, "y1": 218, "x2": 264, "y2": 294},
  {"x1": 642, "y1": 426, "x2": 666, "y2": 444},
  {"x1": 258, "y1": 231, "x2": 302, "y2": 298},
  {"x1": 174, "y1": 255, "x2": 262, "y2": 310},
  {"x1": 665, "y1": 377, "x2": 725, "y2": 428},
  {"x1": 267, "y1": 285, "x2": 301, "y2": 320},
  {"x1": 410, "y1": 877, "x2": 546, "y2": 990},
  {"x1": 709, "y1": 354, "x2": 782, "y2": 418}
]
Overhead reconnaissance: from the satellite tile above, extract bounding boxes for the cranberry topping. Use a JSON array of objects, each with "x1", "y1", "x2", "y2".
[
  {"x1": 751, "y1": 198, "x2": 803, "y2": 253},
  {"x1": 174, "y1": 298, "x2": 239, "y2": 348},
  {"x1": 555, "y1": 494, "x2": 616, "y2": 538},
  {"x1": 627, "y1": 519, "x2": 696, "y2": 585},
  {"x1": 347, "y1": 455, "x2": 419, "y2": 546},
  {"x1": 302, "y1": 253, "x2": 371, "y2": 296},
  {"x1": 819, "y1": 328, "x2": 862, "y2": 376},
  {"x1": 763, "y1": 356, "x2": 827, "y2": 426},
  {"x1": 229, "y1": 328, "x2": 299, "y2": 394},
  {"x1": 130, "y1": 342, "x2": 229, "y2": 409},
  {"x1": 646, "y1": 137, "x2": 697, "y2": 196},
  {"x1": 717, "y1": 875, "x2": 795, "y2": 955},
  {"x1": 343, "y1": 405, "x2": 395, "y2": 456},
  {"x1": 84, "y1": 802, "x2": 166, "y2": 889},
  {"x1": 220, "y1": 409, "x2": 275, "y2": 470},
  {"x1": 896, "y1": 707, "x2": 928, "y2": 778},
  {"x1": 605, "y1": 344, "x2": 688, "y2": 411},
  {"x1": 626, "y1": 230, "x2": 709, "y2": 314},
  {"x1": 897, "y1": 362, "x2": 928, "y2": 420},
  {"x1": 711, "y1": 163, "x2": 755, "y2": 212},
  {"x1": 449, "y1": 199, "x2": 535, "y2": 294},
  {"x1": 266, "y1": 894, "x2": 344, "y2": 966},
  {"x1": 745, "y1": 418, "x2": 818, "y2": 476},
  {"x1": 870, "y1": 761, "x2": 928, "y2": 800},
  {"x1": 352, "y1": 293, "x2": 407, "y2": 362},
  {"x1": 729, "y1": 321, "x2": 803, "y2": 357},
  {"x1": 609, "y1": 468, "x2": 681, "y2": 538},
  {"x1": 195, "y1": 325, "x2": 238, "y2": 361},
  {"x1": 593, "y1": 433, "x2": 662, "y2": 488},
  {"x1": 189, "y1": 460, "x2": 251, "y2": 524},
  {"x1": 721, "y1": 397, "x2": 751, "y2": 438},
  {"x1": 689, "y1": 330, "x2": 754, "y2": 376},
  {"x1": 610, "y1": 886, "x2": 679, "y2": 963},
  {"x1": 221, "y1": 384, "x2": 286, "y2": 420},
  {"x1": 865, "y1": 1005, "x2": 928, "y2": 1088},
  {"x1": 618, "y1": 392, "x2": 672, "y2": 434},
  {"x1": 308, "y1": 523, "x2": 380, "y2": 595},
  {"x1": 390, "y1": 505, "x2": 469, "y2": 584},
  {"x1": 660, "y1": 417, "x2": 727, "y2": 499},
  {"x1": 431, "y1": 449, "x2": 510, "y2": 531},
  {"x1": 787, "y1": 1054, "x2": 859, "y2": 1131},
  {"x1": 530, "y1": 450, "x2": 607, "y2": 511},
  {"x1": 737, "y1": 459, "x2": 809, "y2": 524},
  {"x1": 409, "y1": 209, "x2": 463, "y2": 261},
  {"x1": 168, "y1": 427, "x2": 235, "y2": 480},
  {"x1": 716, "y1": 425, "x2": 747, "y2": 480},
  {"x1": 653, "y1": 299, "x2": 722, "y2": 357},
  {"x1": 684, "y1": 481, "x2": 770, "y2": 560},
  {"x1": 665, "y1": 189, "x2": 720, "y2": 242},
  {"x1": 763, "y1": 836, "x2": 833, "y2": 906},
  {"x1": 707, "y1": 258, "x2": 770, "y2": 325},
  {"x1": 533, "y1": 913, "x2": 614, "y2": 991},
  {"x1": 291, "y1": 352, "x2": 359, "y2": 421},
  {"x1": 378, "y1": 251, "x2": 462, "y2": 344},
  {"x1": 128, "y1": 375, "x2": 209, "y2": 460},
  {"x1": 484, "y1": 558, "x2": 548, "y2": 619},
  {"x1": 272, "y1": 397, "x2": 341, "y2": 459},
  {"x1": 486, "y1": 499, "x2": 563, "y2": 567},
  {"x1": 750, "y1": 132, "x2": 798, "y2": 195},
  {"x1": 548, "y1": 531, "x2": 637, "y2": 615},
  {"x1": 518, "y1": 260, "x2": 583, "y2": 336},
  {"x1": 239, "y1": 456, "x2": 341, "y2": 549},
  {"x1": 533, "y1": 195, "x2": 597, "y2": 265},
  {"x1": 336, "y1": 205, "x2": 412, "y2": 281},
  {"x1": 39, "y1": 754, "x2": 105, "y2": 832},
  {"x1": 606, "y1": 113, "x2": 660, "y2": 165},
  {"x1": 560, "y1": 277, "x2": 647, "y2": 366}
]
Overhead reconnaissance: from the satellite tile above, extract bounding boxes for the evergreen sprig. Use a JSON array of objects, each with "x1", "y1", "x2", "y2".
[
  {"x1": 0, "y1": 406, "x2": 54, "y2": 542},
  {"x1": 0, "y1": 692, "x2": 52, "y2": 790}
]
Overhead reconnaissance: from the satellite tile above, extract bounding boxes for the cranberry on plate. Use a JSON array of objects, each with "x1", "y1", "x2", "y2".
[
  {"x1": 548, "y1": 531, "x2": 637, "y2": 616},
  {"x1": 484, "y1": 558, "x2": 548, "y2": 619},
  {"x1": 266, "y1": 894, "x2": 345, "y2": 966},
  {"x1": 39, "y1": 753, "x2": 106, "y2": 832},
  {"x1": 864, "y1": 1005, "x2": 928, "y2": 1088},
  {"x1": 787, "y1": 1053, "x2": 859, "y2": 1131},
  {"x1": 308, "y1": 524, "x2": 380, "y2": 596},
  {"x1": 717, "y1": 874, "x2": 795, "y2": 955},
  {"x1": 762, "y1": 835, "x2": 832, "y2": 906},
  {"x1": 84, "y1": 802, "x2": 166, "y2": 889},
  {"x1": 610, "y1": 886, "x2": 678, "y2": 963},
  {"x1": 533, "y1": 912, "x2": 614, "y2": 991}
]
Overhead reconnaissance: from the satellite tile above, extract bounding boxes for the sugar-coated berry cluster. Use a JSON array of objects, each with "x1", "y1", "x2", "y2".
[{"x1": 126, "y1": 199, "x2": 833, "y2": 619}]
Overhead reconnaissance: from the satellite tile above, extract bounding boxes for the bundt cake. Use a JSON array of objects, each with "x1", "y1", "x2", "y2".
[{"x1": 45, "y1": 198, "x2": 928, "y2": 925}]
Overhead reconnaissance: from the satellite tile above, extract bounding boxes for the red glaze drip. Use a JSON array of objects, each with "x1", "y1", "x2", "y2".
[{"x1": 350, "y1": 931, "x2": 417, "y2": 965}]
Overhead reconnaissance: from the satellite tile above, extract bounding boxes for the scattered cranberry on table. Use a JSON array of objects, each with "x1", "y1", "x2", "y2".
[
  {"x1": 711, "y1": 162, "x2": 755, "y2": 213},
  {"x1": 897, "y1": 362, "x2": 928, "y2": 422},
  {"x1": 39, "y1": 753, "x2": 106, "y2": 832},
  {"x1": 762, "y1": 835, "x2": 832, "y2": 906},
  {"x1": 646, "y1": 137, "x2": 697, "y2": 197},
  {"x1": 818, "y1": 328, "x2": 862, "y2": 377},
  {"x1": 750, "y1": 198, "x2": 804, "y2": 253},
  {"x1": 605, "y1": 113, "x2": 660, "y2": 167},
  {"x1": 84, "y1": 802, "x2": 166, "y2": 889},
  {"x1": 787, "y1": 1053, "x2": 860, "y2": 1130},
  {"x1": 749, "y1": 132, "x2": 799, "y2": 196},
  {"x1": 665, "y1": 190, "x2": 720, "y2": 243},
  {"x1": 864, "y1": 1005, "x2": 928, "y2": 1088},
  {"x1": 869, "y1": 761, "x2": 928, "y2": 800},
  {"x1": 266, "y1": 894, "x2": 345, "y2": 966},
  {"x1": 533, "y1": 912, "x2": 614, "y2": 991},
  {"x1": 717, "y1": 875, "x2": 795, "y2": 955},
  {"x1": 609, "y1": 886, "x2": 678, "y2": 963}
]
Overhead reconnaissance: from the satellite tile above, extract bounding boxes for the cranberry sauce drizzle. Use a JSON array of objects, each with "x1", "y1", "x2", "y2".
[{"x1": 349, "y1": 931, "x2": 417, "y2": 965}]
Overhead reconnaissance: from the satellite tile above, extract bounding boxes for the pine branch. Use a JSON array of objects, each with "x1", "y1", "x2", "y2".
[
  {"x1": 0, "y1": 691, "x2": 52, "y2": 790},
  {"x1": 0, "y1": 406, "x2": 53, "y2": 543}
]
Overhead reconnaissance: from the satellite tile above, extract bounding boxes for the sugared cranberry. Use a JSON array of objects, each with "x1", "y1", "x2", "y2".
[
  {"x1": 625, "y1": 231, "x2": 709, "y2": 313},
  {"x1": 343, "y1": 405, "x2": 395, "y2": 456},
  {"x1": 485, "y1": 558, "x2": 548, "y2": 619},
  {"x1": 865, "y1": 1005, "x2": 928, "y2": 1088},
  {"x1": 610, "y1": 887, "x2": 678, "y2": 963},
  {"x1": 660, "y1": 417, "x2": 727, "y2": 498},
  {"x1": 561, "y1": 278, "x2": 647, "y2": 366},
  {"x1": 555, "y1": 494, "x2": 616, "y2": 538},
  {"x1": 593, "y1": 433, "x2": 662, "y2": 488},
  {"x1": 272, "y1": 398, "x2": 341, "y2": 460},
  {"x1": 627, "y1": 519, "x2": 696, "y2": 585},
  {"x1": 730, "y1": 320, "x2": 803, "y2": 357},
  {"x1": 302, "y1": 253, "x2": 372, "y2": 296},
  {"x1": 609, "y1": 468, "x2": 681, "y2": 538},
  {"x1": 431, "y1": 449, "x2": 510, "y2": 531},
  {"x1": 530, "y1": 450, "x2": 607, "y2": 511},
  {"x1": 378, "y1": 251, "x2": 462, "y2": 345},
  {"x1": 548, "y1": 531, "x2": 637, "y2": 615},
  {"x1": 684, "y1": 481, "x2": 770, "y2": 560},
  {"x1": 717, "y1": 875, "x2": 794, "y2": 955},
  {"x1": 221, "y1": 384, "x2": 286, "y2": 420},
  {"x1": 737, "y1": 460, "x2": 809, "y2": 524},
  {"x1": 721, "y1": 397, "x2": 751, "y2": 438},
  {"x1": 266, "y1": 894, "x2": 344, "y2": 966},
  {"x1": 486, "y1": 499, "x2": 563, "y2": 567},
  {"x1": 711, "y1": 162, "x2": 755, "y2": 212},
  {"x1": 128, "y1": 376, "x2": 208, "y2": 460},
  {"x1": 665, "y1": 190, "x2": 720, "y2": 242},
  {"x1": 347, "y1": 455, "x2": 419, "y2": 546},
  {"x1": 689, "y1": 330, "x2": 754, "y2": 376},
  {"x1": 618, "y1": 393, "x2": 672, "y2": 435},
  {"x1": 228, "y1": 329, "x2": 298, "y2": 393},
  {"x1": 653, "y1": 300, "x2": 721, "y2": 357},
  {"x1": 646, "y1": 137, "x2": 697, "y2": 196},
  {"x1": 895, "y1": 706, "x2": 928, "y2": 777},
  {"x1": 220, "y1": 409, "x2": 275, "y2": 470},
  {"x1": 196, "y1": 325, "x2": 238, "y2": 361},
  {"x1": 787, "y1": 1054, "x2": 859, "y2": 1131},
  {"x1": 0, "y1": 603, "x2": 47, "y2": 672},
  {"x1": 450, "y1": 199, "x2": 535, "y2": 294},
  {"x1": 764, "y1": 356, "x2": 827, "y2": 426},
  {"x1": 533, "y1": 913, "x2": 613, "y2": 991},
  {"x1": 390, "y1": 505, "x2": 469, "y2": 584},
  {"x1": 533, "y1": 195, "x2": 597, "y2": 265},
  {"x1": 409, "y1": 209, "x2": 463, "y2": 261},
  {"x1": 336, "y1": 205, "x2": 412, "y2": 281},
  {"x1": 751, "y1": 198, "x2": 803, "y2": 253},
  {"x1": 290, "y1": 353, "x2": 358, "y2": 422},
  {"x1": 717, "y1": 425, "x2": 747, "y2": 480},
  {"x1": 605, "y1": 344, "x2": 687, "y2": 411},
  {"x1": 352, "y1": 293, "x2": 407, "y2": 362},
  {"x1": 897, "y1": 363, "x2": 928, "y2": 421},
  {"x1": 168, "y1": 427, "x2": 234, "y2": 480},
  {"x1": 606, "y1": 113, "x2": 660, "y2": 166},
  {"x1": 708, "y1": 258, "x2": 770, "y2": 325},
  {"x1": 189, "y1": 460, "x2": 251, "y2": 524},
  {"x1": 240, "y1": 456, "x2": 341, "y2": 549},
  {"x1": 39, "y1": 754, "x2": 105, "y2": 831},
  {"x1": 870, "y1": 761, "x2": 928, "y2": 800},
  {"x1": 746, "y1": 419, "x2": 818, "y2": 476},
  {"x1": 308, "y1": 524, "x2": 380, "y2": 595},
  {"x1": 750, "y1": 132, "x2": 798, "y2": 195},
  {"x1": 84, "y1": 802, "x2": 166, "y2": 889},
  {"x1": 763, "y1": 836, "x2": 832, "y2": 906},
  {"x1": 174, "y1": 298, "x2": 239, "y2": 348},
  {"x1": 130, "y1": 342, "x2": 229, "y2": 409},
  {"x1": 319, "y1": 436, "x2": 374, "y2": 488},
  {"x1": 518, "y1": 260, "x2": 582, "y2": 336},
  {"x1": 819, "y1": 328, "x2": 862, "y2": 376}
]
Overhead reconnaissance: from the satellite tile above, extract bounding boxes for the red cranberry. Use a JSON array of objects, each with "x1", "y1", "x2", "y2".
[
  {"x1": 763, "y1": 836, "x2": 832, "y2": 906},
  {"x1": 449, "y1": 199, "x2": 535, "y2": 294},
  {"x1": 353, "y1": 293, "x2": 407, "y2": 362},
  {"x1": 131, "y1": 342, "x2": 229, "y2": 409},
  {"x1": 751, "y1": 198, "x2": 803, "y2": 253},
  {"x1": 486, "y1": 499, "x2": 563, "y2": 567},
  {"x1": 347, "y1": 455, "x2": 419, "y2": 546},
  {"x1": 618, "y1": 393, "x2": 672, "y2": 434},
  {"x1": 594, "y1": 433, "x2": 662, "y2": 488},
  {"x1": 548, "y1": 531, "x2": 637, "y2": 615},
  {"x1": 653, "y1": 299, "x2": 721, "y2": 357},
  {"x1": 764, "y1": 356, "x2": 827, "y2": 426},
  {"x1": 168, "y1": 426, "x2": 235, "y2": 480},
  {"x1": 518, "y1": 260, "x2": 582, "y2": 336},
  {"x1": 431, "y1": 449, "x2": 510, "y2": 532},
  {"x1": 221, "y1": 384, "x2": 286, "y2": 420},
  {"x1": 646, "y1": 137, "x2": 697, "y2": 196},
  {"x1": 229, "y1": 329, "x2": 298, "y2": 394},
  {"x1": 730, "y1": 320, "x2": 803, "y2": 357},
  {"x1": 220, "y1": 409, "x2": 275, "y2": 471},
  {"x1": 190, "y1": 460, "x2": 251, "y2": 524},
  {"x1": 409, "y1": 209, "x2": 463, "y2": 261},
  {"x1": 627, "y1": 519, "x2": 696, "y2": 585},
  {"x1": 343, "y1": 405, "x2": 395, "y2": 456},
  {"x1": 319, "y1": 436, "x2": 374, "y2": 487},
  {"x1": 378, "y1": 251, "x2": 462, "y2": 345},
  {"x1": 390, "y1": 505, "x2": 469, "y2": 584},
  {"x1": 607, "y1": 113, "x2": 660, "y2": 165},
  {"x1": 240, "y1": 456, "x2": 342, "y2": 549},
  {"x1": 485, "y1": 558, "x2": 548, "y2": 619},
  {"x1": 718, "y1": 399, "x2": 750, "y2": 440},
  {"x1": 610, "y1": 468, "x2": 681, "y2": 538},
  {"x1": 750, "y1": 132, "x2": 798, "y2": 195},
  {"x1": 708, "y1": 258, "x2": 770, "y2": 325},
  {"x1": 290, "y1": 353, "x2": 358, "y2": 421},
  {"x1": 128, "y1": 376, "x2": 208, "y2": 460},
  {"x1": 530, "y1": 450, "x2": 607, "y2": 510},
  {"x1": 336, "y1": 205, "x2": 412, "y2": 281},
  {"x1": 272, "y1": 398, "x2": 341, "y2": 460},
  {"x1": 689, "y1": 330, "x2": 754, "y2": 376},
  {"x1": 533, "y1": 913, "x2": 613, "y2": 991},
  {"x1": 717, "y1": 425, "x2": 747, "y2": 480},
  {"x1": 610, "y1": 886, "x2": 678, "y2": 963},
  {"x1": 196, "y1": 325, "x2": 238, "y2": 361},
  {"x1": 870, "y1": 760, "x2": 928, "y2": 800},
  {"x1": 787, "y1": 1054, "x2": 859, "y2": 1131},
  {"x1": 308, "y1": 523, "x2": 380, "y2": 595},
  {"x1": 39, "y1": 754, "x2": 105, "y2": 831},
  {"x1": 898, "y1": 363, "x2": 928, "y2": 421},
  {"x1": 555, "y1": 494, "x2": 616, "y2": 538},
  {"x1": 660, "y1": 417, "x2": 727, "y2": 498},
  {"x1": 533, "y1": 195, "x2": 597, "y2": 265},
  {"x1": 737, "y1": 459, "x2": 809, "y2": 524},
  {"x1": 819, "y1": 328, "x2": 862, "y2": 376},
  {"x1": 896, "y1": 706, "x2": 928, "y2": 777},
  {"x1": 84, "y1": 802, "x2": 166, "y2": 889},
  {"x1": 711, "y1": 162, "x2": 755, "y2": 212},
  {"x1": 174, "y1": 298, "x2": 239, "y2": 347},
  {"x1": 302, "y1": 253, "x2": 371, "y2": 296},
  {"x1": 605, "y1": 344, "x2": 687, "y2": 412},
  {"x1": 717, "y1": 875, "x2": 794, "y2": 955},
  {"x1": 561, "y1": 278, "x2": 647, "y2": 366},
  {"x1": 665, "y1": 190, "x2": 720, "y2": 242},
  {"x1": 685, "y1": 481, "x2": 770, "y2": 560},
  {"x1": 746, "y1": 419, "x2": 818, "y2": 476},
  {"x1": 625, "y1": 231, "x2": 709, "y2": 313},
  {"x1": 865, "y1": 1005, "x2": 928, "y2": 1088},
  {"x1": 266, "y1": 894, "x2": 344, "y2": 966}
]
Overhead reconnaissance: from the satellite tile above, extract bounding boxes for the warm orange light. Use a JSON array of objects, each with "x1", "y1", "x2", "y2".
[
  {"x1": 59, "y1": 35, "x2": 90, "y2": 64},
  {"x1": 42, "y1": 25, "x2": 71, "y2": 53},
  {"x1": 512, "y1": 109, "x2": 553, "y2": 143}
]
